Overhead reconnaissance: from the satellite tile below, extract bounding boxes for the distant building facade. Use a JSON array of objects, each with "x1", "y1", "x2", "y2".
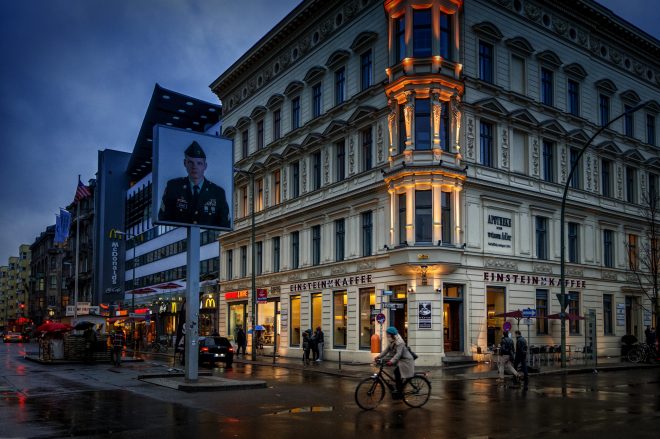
[
  {"x1": 0, "y1": 244, "x2": 31, "y2": 330},
  {"x1": 212, "y1": 0, "x2": 660, "y2": 364}
]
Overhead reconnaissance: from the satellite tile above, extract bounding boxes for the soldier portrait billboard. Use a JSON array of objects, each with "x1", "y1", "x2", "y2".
[{"x1": 153, "y1": 125, "x2": 234, "y2": 230}]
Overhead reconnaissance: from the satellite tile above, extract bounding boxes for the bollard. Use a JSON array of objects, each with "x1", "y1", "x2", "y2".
[{"x1": 339, "y1": 351, "x2": 341, "y2": 370}]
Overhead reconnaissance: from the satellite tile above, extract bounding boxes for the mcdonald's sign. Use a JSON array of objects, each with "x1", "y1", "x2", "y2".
[{"x1": 203, "y1": 296, "x2": 216, "y2": 309}]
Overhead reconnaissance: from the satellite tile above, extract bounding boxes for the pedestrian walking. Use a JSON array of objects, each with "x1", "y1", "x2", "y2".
[
  {"x1": 310, "y1": 329, "x2": 319, "y2": 361},
  {"x1": 314, "y1": 326, "x2": 325, "y2": 362},
  {"x1": 302, "y1": 329, "x2": 311, "y2": 365},
  {"x1": 497, "y1": 330, "x2": 520, "y2": 384},
  {"x1": 235, "y1": 326, "x2": 247, "y2": 357},
  {"x1": 112, "y1": 328, "x2": 125, "y2": 367},
  {"x1": 513, "y1": 330, "x2": 529, "y2": 389}
]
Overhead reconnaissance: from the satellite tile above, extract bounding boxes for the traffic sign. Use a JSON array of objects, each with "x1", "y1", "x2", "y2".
[
  {"x1": 376, "y1": 313, "x2": 386, "y2": 324},
  {"x1": 503, "y1": 321, "x2": 512, "y2": 332},
  {"x1": 371, "y1": 309, "x2": 381, "y2": 316},
  {"x1": 382, "y1": 290, "x2": 393, "y2": 296},
  {"x1": 522, "y1": 308, "x2": 537, "y2": 318},
  {"x1": 382, "y1": 303, "x2": 404, "y2": 309}
]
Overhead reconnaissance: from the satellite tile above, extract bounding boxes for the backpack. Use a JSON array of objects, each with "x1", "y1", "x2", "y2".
[{"x1": 500, "y1": 337, "x2": 514, "y2": 356}]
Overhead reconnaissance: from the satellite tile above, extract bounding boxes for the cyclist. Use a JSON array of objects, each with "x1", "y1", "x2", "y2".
[{"x1": 375, "y1": 326, "x2": 414, "y2": 399}]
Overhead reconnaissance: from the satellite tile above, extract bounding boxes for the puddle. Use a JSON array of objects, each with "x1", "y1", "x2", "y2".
[{"x1": 270, "y1": 406, "x2": 334, "y2": 415}]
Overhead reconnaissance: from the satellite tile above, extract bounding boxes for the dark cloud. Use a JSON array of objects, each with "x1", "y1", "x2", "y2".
[{"x1": 0, "y1": 0, "x2": 298, "y2": 262}]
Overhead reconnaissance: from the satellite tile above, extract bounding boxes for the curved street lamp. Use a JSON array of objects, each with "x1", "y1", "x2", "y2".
[{"x1": 559, "y1": 101, "x2": 649, "y2": 367}]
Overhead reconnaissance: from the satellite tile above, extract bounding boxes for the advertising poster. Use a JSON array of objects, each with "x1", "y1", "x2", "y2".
[
  {"x1": 418, "y1": 302, "x2": 432, "y2": 329},
  {"x1": 153, "y1": 125, "x2": 234, "y2": 230}
]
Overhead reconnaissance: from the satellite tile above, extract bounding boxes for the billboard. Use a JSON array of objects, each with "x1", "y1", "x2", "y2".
[{"x1": 153, "y1": 125, "x2": 234, "y2": 230}]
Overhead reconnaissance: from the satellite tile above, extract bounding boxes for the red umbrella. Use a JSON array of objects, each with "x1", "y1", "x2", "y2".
[
  {"x1": 130, "y1": 287, "x2": 158, "y2": 294},
  {"x1": 493, "y1": 310, "x2": 523, "y2": 319},
  {"x1": 545, "y1": 313, "x2": 585, "y2": 321},
  {"x1": 155, "y1": 282, "x2": 182, "y2": 290},
  {"x1": 36, "y1": 322, "x2": 73, "y2": 333}
]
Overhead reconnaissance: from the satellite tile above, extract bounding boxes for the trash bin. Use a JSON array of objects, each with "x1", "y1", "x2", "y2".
[{"x1": 51, "y1": 339, "x2": 64, "y2": 360}]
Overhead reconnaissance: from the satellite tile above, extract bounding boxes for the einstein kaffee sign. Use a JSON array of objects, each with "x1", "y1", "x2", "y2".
[
  {"x1": 484, "y1": 271, "x2": 586, "y2": 288},
  {"x1": 290, "y1": 274, "x2": 373, "y2": 292}
]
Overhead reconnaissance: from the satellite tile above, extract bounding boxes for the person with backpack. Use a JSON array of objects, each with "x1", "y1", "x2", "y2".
[
  {"x1": 374, "y1": 327, "x2": 415, "y2": 399},
  {"x1": 498, "y1": 330, "x2": 520, "y2": 383}
]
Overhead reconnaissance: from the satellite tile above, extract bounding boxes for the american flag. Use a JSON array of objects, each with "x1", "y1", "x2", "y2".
[{"x1": 74, "y1": 178, "x2": 91, "y2": 202}]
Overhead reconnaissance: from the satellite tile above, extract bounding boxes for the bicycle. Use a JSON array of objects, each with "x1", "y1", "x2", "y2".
[
  {"x1": 355, "y1": 360, "x2": 431, "y2": 410},
  {"x1": 150, "y1": 340, "x2": 168, "y2": 353},
  {"x1": 627, "y1": 343, "x2": 657, "y2": 363}
]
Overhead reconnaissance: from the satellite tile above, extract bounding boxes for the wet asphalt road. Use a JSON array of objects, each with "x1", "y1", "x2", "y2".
[{"x1": 1, "y1": 342, "x2": 659, "y2": 438}]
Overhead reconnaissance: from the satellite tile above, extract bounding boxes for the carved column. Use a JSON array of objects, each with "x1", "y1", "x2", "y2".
[
  {"x1": 451, "y1": 92, "x2": 462, "y2": 156},
  {"x1": 387, "y1": 98, "x2": 396, "y2": 159},
  {"x1": 404, "y1": 91, "x2": 414, "y2": 150}
]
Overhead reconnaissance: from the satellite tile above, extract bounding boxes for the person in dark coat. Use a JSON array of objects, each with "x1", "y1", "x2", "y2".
[
  {"x1": 513, "y1": 330, "x2": 529, "y2": 389},
  {"x1": 310, "y1": 329, "x2": 319, "y2": 361},
  {"x1": 302, "y1": 330, "x2": 311, "y2": 365},
  {"x1": 314, "y1": 326, "x2": 325, "y2": 362},
  {"x1": 159, "y1": 141, "x2": 230, "y2": 228},
  {"x1": 235, "y1": 326, "x2": 247, "y2": 357}
]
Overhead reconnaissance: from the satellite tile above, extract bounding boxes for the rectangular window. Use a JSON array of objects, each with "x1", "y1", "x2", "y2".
[
  {"x1": 603, "y1": 294, "x2": 613, "y2": 335},
  {"x1": 568, "y1": 79, "x2": 579, "y2": 116},
  {"x1": 336, "y1": 140, "x2": 346, "y2": 182},
  {"x1": 241, "y1": 129, "x2": 249, "y2": 158},
  {"x1": 413, "y1": 8, "x2": 431, "y2": 57},
  {"x1": 290, "y1": 295, "x2": 301, "y2": 347},
  {"x1": 626, "y1": 166, "x2": 637, "y2": 203},
  {"x1": 647, "y1": 114, "x2": 656, "y2": 146},
  {"x1": 311, "y1": 293, "x2": 322, "y2": 333},
  {"x1": 291, "y1": 231, "x2": 299, "y2": 269},
  {"x1": 333, "y1": 291, "x2": 348, "y2": 348},
  {"x1": 541, "y1": 68, "x2": 553, "y2": 106},
  {"x1": 273, "y1": 170, "x2": 281, "y2": 205},
  {"x1": 312, "y1": 151, "x2": 322, "y2": 190},
  {"x1": 361, "y1": 50, "x2": 372, "y2": 91},
  {"x1": 536, "y1": 289, "x2": 548, "y2": 335},
  {"x1": 335, "y1": 219, "x2": 345, "y2": 262},
  {"x1": 240, "y1": 245, "x2": 247, "y2": 277},
  {"x1": 568, "y1": 222, "x2": 579, "y2": 263},
  {"x1": 312, "y1": 83, "x2": 322, "y2": 118},
  {"x1": 359, "y1": 288, "x2": 376, "y2": 349},
  {"x1": 624, "y1": 105, "x2": 634, "y2": 137},
  {"x1": 226, "y1": 249, "x2": 233, "y2": 280},
  {"x1": 291, "y1": 97, "x2": 301, "y2": 130},
  {"x1": 650, "y1": 172, "x2": 658, "y2": 199},
  {"x1": 395, "y1": 15, "x2": 406, "y2": 62},
  {"x1": 603, "y1": 229, "x2": 614, "y2": 268},
  {"x1": 335, "y1": 67, "x2": 345, "y2": 106},
  {"x1": 602, "y1": 159, "x2": 611, "y2": 197},
  {"x1": 599, "y1": 94, "x2": 610, "y2": 127},
  {"x1": 415, "y1": 190, "x2": 432, "y2": 243},
  {"x1": 415, "y1": 98, "x2": 431, "y2": 150},
  {"x1": 628, "y1": 234, "x2": 638, "y2": 271},
  {"x1": 273, "y1": 109, "x2": 281, "y2": 140},
  {"x1": 272, "y1": 237, "x2": 280, "y2": 273},
  {"x1": 362, "y1": 127, "x2": 373, "y2": 171},
  {"x1": 312, "y1": 225, "x2": 321, "y2": 266},
  {"x1": 440, "y1": 12, "x2": 452, "y2": 60},
  {"x1": 569, "y1": 292, "x2": 580, "y2": 334},
  {"x1": 511, "y1": 130, "x2": 527, "y2": 173},
  {"x1": 256, "y1": 178, "x2": 264, "y2": 211},
  {"x1": 478, "y1": 41, "x2": 493, "y2": 83},
  {"x1": 441, "y1": 191, "x2": 452, "y2": 244},
  {"x1": 256, "y1": 241, "x2": 263, "y2": 275},
  {"x1": 511, "y1": 55, "x2": 525, "y2": 94},
  {"x1": 480, "y1": 121, "x2": 494, "y2": 167},
  {"x1": 362, "y1": 211, "x2": 373, "y2": 257},
  {"x1": 257, "y1": 120, "x2": 264, "y2": 150},
  {"x1": 569, "y1": 147, "x2": 581, "y2": 189},
  {"x1": 542, "y1": 140, "x2": 554, "y2": 182},
  {"x1": 440, "y1": 101, "x2": 450, "y2": 151},
  {"x1": 398, "y1": 193, "x2": 406, "y2": 245},
  {"x1": 291, "y1": 161, "x2": 300, "y2": 198},
  {"x1": 536, "y1": 216, "x2": 548, "y2": 260},
  {"x1": 398, "y1": 104, "x2": 407, "y2": 154}
]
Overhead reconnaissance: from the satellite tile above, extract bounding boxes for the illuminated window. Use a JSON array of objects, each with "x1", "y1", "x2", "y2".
[
  {"x1": 333, "y1": 291, "x2": 347, "y2": 348},
  {"x1": 290, "y1": 295, "x2": 301, "y2": 346},
  {"x1": 359, "y1": 288, "x2": 375, "y2": 349}
]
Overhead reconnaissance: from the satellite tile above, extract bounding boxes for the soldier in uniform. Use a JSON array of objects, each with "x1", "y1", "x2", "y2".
[{"x1": 159, "y1": 141, "x2": 230, "y2": 227}]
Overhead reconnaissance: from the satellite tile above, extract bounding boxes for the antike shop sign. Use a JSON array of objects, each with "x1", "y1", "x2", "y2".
[
  {"x1": 484, "y1": 271, "x2": 587, "y2": 288},
  {"x1": 290, "y1": 274, "x2": 373, "y2": 292}
]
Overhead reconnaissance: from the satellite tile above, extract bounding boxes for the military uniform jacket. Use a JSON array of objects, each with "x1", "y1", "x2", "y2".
[{"x1": 159, "y1": 177, "x2": 230, "y2": 228}]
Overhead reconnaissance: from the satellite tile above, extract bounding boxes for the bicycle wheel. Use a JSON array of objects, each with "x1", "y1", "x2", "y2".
[
  {"x1": 355, "y1": 377, "x2": 385, "y2": 410},
  {"x1": 627, "y1": 348, "x2": 643, "y2": 363},
  {"x1": 403, "y1": 375, "x2": 431, "y2": 408},
  {"x1": 152, "y1": 343, "x2": 160, "y2": 353}
]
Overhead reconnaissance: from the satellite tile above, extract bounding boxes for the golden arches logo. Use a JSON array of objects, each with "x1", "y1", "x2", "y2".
[{"x1": 204, "y1": 297, "x2": 216, "y2": 308}]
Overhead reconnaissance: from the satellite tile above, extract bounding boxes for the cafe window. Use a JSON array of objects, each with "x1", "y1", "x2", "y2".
[
  {"x1": 359, "y1": 288, "x2": 376, "y2": 349},
  {"x1": 568, "y1": 291, "x2": 580, "y2": 335},
  {"x1": 311, "y1": 293, "x2": 322, "y2": 333},
  {"x1": 290, "y1": 295, "x2": 301, "y2": 347},
  {"x1": 333, "y1": 291, "x2": 348, "y2": 348},
  {"x1": 535, "y1": 289, "x2": 548, "y2": 335}
]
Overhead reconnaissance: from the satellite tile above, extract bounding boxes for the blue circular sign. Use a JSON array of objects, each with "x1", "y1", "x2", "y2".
[
  {"x1": 376, "y1": 313, "x2": 386, "y2": 325},
  {"x1": 503, "y1": 321, "x2": 512, "y2": 332}
]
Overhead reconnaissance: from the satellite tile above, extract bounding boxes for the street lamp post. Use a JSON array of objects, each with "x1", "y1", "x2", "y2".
[
  {"x1": 559, "y1": 102, "x2": 648, "y2": 367},
  {"x1": 235, "y1": 168, "x2": 257, "y2": 361}
]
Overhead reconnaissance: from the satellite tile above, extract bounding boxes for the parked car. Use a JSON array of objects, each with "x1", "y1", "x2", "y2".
[
  {"x1": 3, "y1": 332, "x2": 23, "y2": 343},
  {"x1": 198, "y1": 336, "x2": 234, "y2": 367}
]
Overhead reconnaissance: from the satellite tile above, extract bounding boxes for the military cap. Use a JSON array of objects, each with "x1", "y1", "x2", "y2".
[{"x1": 184, "y1": 141, "x2": 206, "y2": 159}]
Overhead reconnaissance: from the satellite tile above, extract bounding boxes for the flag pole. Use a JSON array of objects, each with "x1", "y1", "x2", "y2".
[{"x1": 74, "y1": 177, "x2": 81, "y2": 322}]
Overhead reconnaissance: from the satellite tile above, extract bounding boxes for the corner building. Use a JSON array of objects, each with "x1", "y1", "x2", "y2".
[{"x1": 212, "y1": 0, "x2": 660, "y2": 365}]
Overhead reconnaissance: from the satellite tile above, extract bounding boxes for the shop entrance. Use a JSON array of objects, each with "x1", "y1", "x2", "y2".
[
  {"x1": 228, "y1": 301, "x2": 247, "y2": 342},
  {"x1": 388, "y1": 285, "x2": 408, "y2": 341},
  {"x1": 625, "y1": 295, "x2": 641, "y2": 338},
  {"x1": 486, "y1": 286, "x2": 506, "y2": 347},
  {"x1": 443, "y1": 284, "x2": 464, "y2": 352},
  {"x1": 257, "y1": 299, "x2": 280, "y2": 349}
]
